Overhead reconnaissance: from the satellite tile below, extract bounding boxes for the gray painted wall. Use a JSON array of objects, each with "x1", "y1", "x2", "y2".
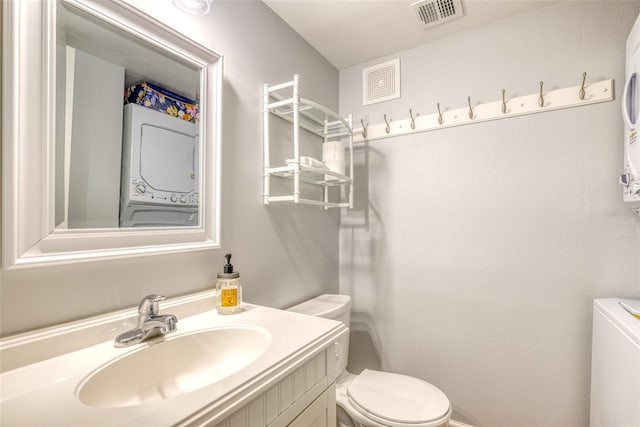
[
  {"x1": 339, "y1": 2, "x2": 640, "y2": 427},
  {"x1": 0, "y1": 1, "x2": 339, "y2": 336},
  {"x1": 68, "y1": 48, "x2": 124, "y2": 228}
]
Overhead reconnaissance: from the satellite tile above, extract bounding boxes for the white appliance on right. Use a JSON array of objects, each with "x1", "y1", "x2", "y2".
[
  {"x1": 621, "y1": 13, "x2": 640, "y2": 216},
  {"x1": 590, "y1": 299, "x2": 640, "y2": 427}
]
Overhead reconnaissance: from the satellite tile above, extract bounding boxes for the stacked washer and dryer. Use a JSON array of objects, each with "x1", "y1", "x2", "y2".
[
  {"x1": 589, "y1": 13, "x2": 640, "y2": 427},
  {"x1": 119, "y1": 103, "x2": 199, "y2": 227},
  {"x1": 621, "y1": 13, "x2": 640, "y2": 215}
]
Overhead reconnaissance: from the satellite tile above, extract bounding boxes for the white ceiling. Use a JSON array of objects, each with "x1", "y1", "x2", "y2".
[{"x1": 263, "y1": 0, "x2": 555, "y2": 70}]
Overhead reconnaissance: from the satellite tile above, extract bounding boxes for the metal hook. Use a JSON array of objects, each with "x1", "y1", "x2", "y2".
[
  {"x1": 538, "y1": 81, "x2": 544, "y2": 107},
  {"x1": 501, "y1": 89, "x2": 507, "y2": 114},
  {"x1": 409, "y1": 109, "x2": 416, "y2": 130},
  {"x1": 437, "y1": 103, "x2": 443, "y2": 125},
  {"x1": 384, "y1": 114, "x2": 391, "y2": 134},
  {"x1": 467, "y1": 96, "x2": 474, "y2": 119},
  {"x1": 360, "y1": 118, "x2": 368, "y2": 138},
  {"x1": 579, "y1": 72, "x2": 587, "y2": 100}
]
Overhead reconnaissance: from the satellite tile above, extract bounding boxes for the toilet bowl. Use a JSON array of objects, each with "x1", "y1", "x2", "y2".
[{"x1": 287, "y1": 294, "x2": 451, "y2": 427}]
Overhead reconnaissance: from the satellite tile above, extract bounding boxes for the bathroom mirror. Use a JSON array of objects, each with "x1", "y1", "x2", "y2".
[
  {"x1": 2, "y1": 0, "x2": 222, "y2": 268},
  {"x1": 55, "y1": 1, "x2": 202, "y2": 230}
]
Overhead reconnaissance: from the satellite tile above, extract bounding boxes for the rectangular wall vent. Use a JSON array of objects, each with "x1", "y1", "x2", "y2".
[
  {"x1": 362, "y1": 58, "x2": 400, "y2": 106},
  {"x1": 411, "y1": 0, "x2": 464, "y2": 29}
]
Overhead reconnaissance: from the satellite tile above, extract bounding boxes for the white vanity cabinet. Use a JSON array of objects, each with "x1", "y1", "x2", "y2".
[
  {"x1": 0, "y1": 297, "x2": 346, "y2": 427},
  {"x1": 200, "y1": 346, "x2": 338, "y2": 427}
]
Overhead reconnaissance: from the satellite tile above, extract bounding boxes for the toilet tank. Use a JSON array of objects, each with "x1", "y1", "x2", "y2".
[{"x1": 287, "y1": 294, "x2": 351, "y2": 375}]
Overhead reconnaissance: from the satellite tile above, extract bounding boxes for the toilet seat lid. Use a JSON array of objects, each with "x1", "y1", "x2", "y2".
[{"x1": 347, "y1": 369, "x2": 451, "y2": 425}]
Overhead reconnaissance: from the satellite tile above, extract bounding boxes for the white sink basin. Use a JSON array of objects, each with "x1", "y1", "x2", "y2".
[{"x1": 77, "y1": 326, "x2": 271, "y2": 408}]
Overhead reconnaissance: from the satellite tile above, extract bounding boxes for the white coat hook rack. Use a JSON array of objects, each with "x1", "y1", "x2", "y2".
[{"x1": 352, "y1": 77, "x2": 614, "y2": 144}]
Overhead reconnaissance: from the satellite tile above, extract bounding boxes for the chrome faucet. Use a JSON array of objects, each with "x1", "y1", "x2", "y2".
[{"x1": 114, "y1": 294, "x2": 178, "y2": 347}]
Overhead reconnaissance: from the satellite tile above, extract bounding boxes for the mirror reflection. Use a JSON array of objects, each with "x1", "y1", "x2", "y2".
[{"x1": 55, "y1": 2, "x2": 201, "y2": 229}]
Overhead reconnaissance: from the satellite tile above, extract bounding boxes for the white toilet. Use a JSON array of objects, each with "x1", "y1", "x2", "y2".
[{"x1": 288, "y1": 294, "x2": 452, "y2": 427}]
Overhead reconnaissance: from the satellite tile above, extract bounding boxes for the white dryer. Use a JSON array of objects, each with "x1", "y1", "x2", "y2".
[
  {"x1": 590, "y1": 299, "x2": 640, "y2": 427},
  {"x1": 621, "y1": 13, "x2": 640, "y2": 215},
  {"x1": 120, "y1": 103, "x2": 199, "y2": 227}
]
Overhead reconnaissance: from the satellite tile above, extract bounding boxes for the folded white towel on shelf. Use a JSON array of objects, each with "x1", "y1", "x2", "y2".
[
  {"x1": 285, "y1": 156, "x2": 329, "y2": 170},
  {"x1": 322, "y1": 141, "x2": 345, "y2": 180}
]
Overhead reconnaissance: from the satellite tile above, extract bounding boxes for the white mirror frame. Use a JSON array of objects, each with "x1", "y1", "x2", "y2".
[{"x1": 1, "y1": 0, "x2": 222, "y2": 269}]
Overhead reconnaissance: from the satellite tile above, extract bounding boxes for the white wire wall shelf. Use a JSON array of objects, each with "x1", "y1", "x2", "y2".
[
  {"x1": 354, "y1": 76, "x2": 614, "y2": 143},
  {"x1": 268, "y1": 166, "x2": 352, "y2": 186},
  {"x1": 263, "y1": 75, "x2": 354, "y2": 209}
]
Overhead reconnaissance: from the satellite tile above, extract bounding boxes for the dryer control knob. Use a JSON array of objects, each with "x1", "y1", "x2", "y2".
[
  {"x1": 170, "y1": 195, "x2": 178, "y2": 202},
  {"x1": 180, "y1": 196, "x2": 187, "y2": 204},
  {"x1": 135, "y1": 184, "x2": 146, "y2": 194}
]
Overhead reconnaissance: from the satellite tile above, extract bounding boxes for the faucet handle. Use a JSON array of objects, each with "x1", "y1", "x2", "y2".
[
  {"x1": 163, "y1": 315, "x2": 178, "y2": 334},
  {"x1": 138, "y1": 294, "x2": 166, "y2": 315}
]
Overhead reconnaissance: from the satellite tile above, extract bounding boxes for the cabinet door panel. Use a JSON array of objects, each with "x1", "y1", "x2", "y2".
[{"x1": 288, "y1": 386, "x2": 333, "y2": 427}]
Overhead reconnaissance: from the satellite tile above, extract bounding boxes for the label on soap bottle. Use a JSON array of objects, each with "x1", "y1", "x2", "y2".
[{"x1": 220, "y1": 288, "x2": 238, "y2": 307}]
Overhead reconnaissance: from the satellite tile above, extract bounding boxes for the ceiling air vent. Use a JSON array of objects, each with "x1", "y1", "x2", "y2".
[
  {"x1": 362, "y1": 58, "x2": 400, "y2": 106},
  {"x1": 411, "y1": 0, "x2": 464, "y2": 29}
]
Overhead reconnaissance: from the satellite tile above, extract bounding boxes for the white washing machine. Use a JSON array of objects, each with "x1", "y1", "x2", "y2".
[
  {"x1": 621, "y1": 13, "x2": 640, "y2": 215},
  {"x1": 590, "y1": 299, "x2": 640, "y2": 427},
  {"x1": 120, "y1": 104, "x2": 199, "y2": 227}
]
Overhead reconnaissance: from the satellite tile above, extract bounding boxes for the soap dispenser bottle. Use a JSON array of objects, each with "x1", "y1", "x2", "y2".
[{"x1": 216, "y1": 254, "x2": 242, "y2": 314}]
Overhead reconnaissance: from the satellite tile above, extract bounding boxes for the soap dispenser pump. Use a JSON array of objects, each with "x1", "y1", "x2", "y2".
[{"x1": 216, "y1": 253, "x2": 242, "y2": 314}]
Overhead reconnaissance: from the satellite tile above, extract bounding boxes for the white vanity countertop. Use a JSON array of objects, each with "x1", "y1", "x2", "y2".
[{"x1": 0, "y1": 304, "x2": 345, "y2": 426}]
